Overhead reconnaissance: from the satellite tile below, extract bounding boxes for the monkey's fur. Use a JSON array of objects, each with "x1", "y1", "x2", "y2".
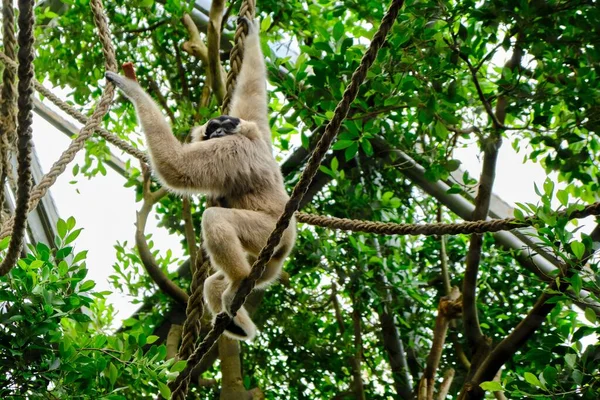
[{"x1": 106, "y1": 18, "x2": 296, "y2": 341}]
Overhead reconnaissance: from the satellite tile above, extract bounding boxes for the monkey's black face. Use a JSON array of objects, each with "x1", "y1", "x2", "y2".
[{"x1": 204, "y1": 116, "x2": 241, "y2": 140}]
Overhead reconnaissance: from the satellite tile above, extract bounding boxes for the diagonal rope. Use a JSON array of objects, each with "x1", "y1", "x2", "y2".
[
  {"x1": 0, "y1": 0, "x2": 18, "y2": 222},
  {"x1": 0, "y1": 0, "x2": 118, "y2": 241},
  {"x1": 170, "y1": 0, "x2": 406, "y2": 393},
  {"x1": 221, "y1": 0, "x2": 255, "y2": 114},
  {"x1": 295, "y1": 202, "x2": 600, "y2": 236},
  {"x1": 0, "y1": 50, "x2": 149, "y2": 164},
  {"x1": 0, "y1": 0, "x2": 36, "y2": 276}
]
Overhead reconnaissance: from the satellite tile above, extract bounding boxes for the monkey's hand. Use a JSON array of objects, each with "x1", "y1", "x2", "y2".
[
  {"x1": 221, "y1": 281, "x2": 240, "y2": 318},
  {"x1": 237, "y1": 16, "x2": 259, "y2": 36},
  {"x1": 106, "y1": 71, "x2": 143, "y2": 101}
]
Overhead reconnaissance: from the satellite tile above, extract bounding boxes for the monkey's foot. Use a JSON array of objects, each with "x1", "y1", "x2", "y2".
[{"x1": 221, "y1": 306, "x2": 257, "y2": 341}]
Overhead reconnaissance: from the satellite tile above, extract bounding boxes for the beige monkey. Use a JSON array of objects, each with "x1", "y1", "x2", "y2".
[{"x1": 106, "y1": 18, "x2": 296, "y2": 341}]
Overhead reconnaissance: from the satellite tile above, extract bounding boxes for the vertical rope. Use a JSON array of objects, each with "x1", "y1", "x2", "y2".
[
  {"x1": 171, "y1": 0, "x2": 405, "y2": 394},
  {"x1": 0, "y1": 0, "x2": 35, "y2": 276},
  {"x1": 0, "y1": 0, "x2": 118, "y2": 241},
  {"x1": 0, "y1": 0, "x2": 18, "y2": 221},
  {"x1": 178, "y1": 259, "x2": 209, "y2": 361},
  {"x1": 221, "y1": 0, "x2": 256, "y2": 114}
]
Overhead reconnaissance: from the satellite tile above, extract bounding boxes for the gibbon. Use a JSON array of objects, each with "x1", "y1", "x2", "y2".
[{"x1": 106, "y1": 17, "x2": 296, "y2": 341}]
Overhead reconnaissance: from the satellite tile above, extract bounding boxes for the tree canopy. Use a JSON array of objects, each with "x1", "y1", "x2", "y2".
[{"x1": 1, "y1": 0, "x2": 599, "y2": 399}]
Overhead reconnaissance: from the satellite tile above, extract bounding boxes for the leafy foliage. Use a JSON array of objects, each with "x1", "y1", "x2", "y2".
[
  {"x1": 0, "y1": 0, "x2": 599, "y2": 399},
  {"x1": 0, "y1": 219, "x2": 176, "y2": 399}
]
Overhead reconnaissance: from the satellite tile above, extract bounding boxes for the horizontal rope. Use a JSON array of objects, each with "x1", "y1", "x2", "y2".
[{"x1": 295, "y1": 201, "x2": 600, "y2": 236}]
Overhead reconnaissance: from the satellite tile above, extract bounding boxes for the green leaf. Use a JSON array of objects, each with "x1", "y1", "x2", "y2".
[
  {"x1": 513, "y1": 208, "x2": 525, "y2": 220},
  {"x1": 570, "y1": 241, "x2": 585, "y2": 259},
  {"x1": 79, "y1": 280, "x2": 96, "y2": 292},
  {"x1": 330, "y1": 157, "x2": 339, "y2": 172},
  {"x1": 479, "y1": 381, "x2": 503, "y2": 391},
  {"x1": 107, "y1": 362, "x2": 118, "y2": 385},
  {"x1": 67, "y1": 216, "x2": 76, "y2": 230},
  {"x1": 65, "y1": 228, "x2": 82, "y2": 245},
  {"x1": 147, "y1": 335, "x2": 159, "y2": 344},
  {"x1": 260, "y1": 14, "x2": 272, "y2": 32},
  {"x1": 331, "y1": 140, "x2": 355, "y2": 150},
  {"x1": 556, "y1": 189, "x2": 569, "y2": 207},
  {"x1": 445, "y1": 159, "x2": 461, "y2": 172},
  {"x1": 333, "y1": 21, "x2": 344, "y2": 41},
  {"x1": 360, "y1": 139, "x2": 373, "y2": 156},
  {"x1": 584, "y1": 307, "x2": 596, "y2": 324},
  {"x1": 57, "y1": 219, "x2": 67, "y2": 239},
  {"x1": 344, "y1": 142, "x2": 359, "y2": 161},
  {"x1": 564, "y1": 353, "x2": 576, "y2": 368},
  {"x1": 543, "y1": 178, "x2": 554, "y2": 197},
  {"x1": 158, "y1": 382, "x2": 171, "y2": 398},
  {"x1": 56, "y1": 246, "x2": 73, "y2": 259},
  {"x1": 524, "y1": 372, "x2": 542, "y2": 387},
  {"x1": 170, "y1": 360, "x2": 187, "y2": 373},
  {"x1": 73, "y1": 250, "x2": 88, "y2": 264}
]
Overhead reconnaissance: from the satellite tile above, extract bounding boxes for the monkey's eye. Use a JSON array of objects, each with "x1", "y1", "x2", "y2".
[
  {"x1": 222, "y1": 121, "x2": 236, "y2": 130},
  {"x1": 207, "y1": 121, "x2": 219, "y2": 132}
]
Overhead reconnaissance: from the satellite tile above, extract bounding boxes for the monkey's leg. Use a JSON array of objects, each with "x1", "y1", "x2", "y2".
[
  {"x1": 203, "y1": 271, "x2": 257, "y2": 341},
  {"x1": 202, "y1": 207, "x2": 286, "y2": 315}
]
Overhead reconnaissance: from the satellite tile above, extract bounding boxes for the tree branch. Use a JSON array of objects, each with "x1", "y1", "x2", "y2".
[
  {"x1": 166, "y1": 324, "x2": 183, "y2": 359},
  {"x1": 147, "y1": 77, "x2": 177, "y2": 125},
  {"x1": 418, "y1": 287, "x2": 461, "y2": 400},
  {"x1": 135, "y1": 164, "x2": 189, "y2": 306},
  {"x1": 436, "y1": 369, "x2": 455, "y2": 400},
  {"x1": 206, "y1": 0, "x2": 226, "y2": 103},
  {"x1": 372, "y1": 241, "x2": 414, "y2": 400},
  {"x1": 181, "y1": 14, "x2": 209, "y2": 64},
  {"x1": 437, "y1": 206, "x2": 451, "y2": 296},
  {"x1": 460, "y1": 225, "x2": 600, "y2": 400},
  {"x1": 350, "y1": 278, "x2": 366, "y2": 400},
  {"x1": 462, "y1": 37, "x2": 524, "y2": 358},
  {"x1": 219, "y1": 336, "x2": 252, "y2": 399}
]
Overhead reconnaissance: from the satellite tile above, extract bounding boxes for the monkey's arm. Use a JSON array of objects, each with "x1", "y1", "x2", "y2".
[
  {"x1": 106, "y1": 72, "x2": 258, "y2": 193},
  {"x1": 229, "y1": 19, "x2": 270, "y2": 144}
]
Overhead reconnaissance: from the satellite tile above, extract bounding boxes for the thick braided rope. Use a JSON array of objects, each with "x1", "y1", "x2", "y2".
[
  {"x1": 177, "y1": 260, "x2": 209, "y2": 361},
  {"x1": 0, "y1": 51, "x2": 148, "y2": 164},
  {"x1": 221, "y1": 0, "x2": 255, "y2": 114},
  {"x1": 168, "y1": 260, "x2": 209, "y2": 399},
  {"x1": 295, "y1": 201, "x2": 600, "y2": 236},
  {"x1": 0, "y1": 0, "x2": 117, "y2": 240},
  {"x1": 0, "y1": 0, "x2": 18, "y2": 219},
  {"x1": 171, "y1": 0, "x2": 405, "y2": 393},
  {"x1": 0, "y1": 0, "x2": 35, "y2": 276}
]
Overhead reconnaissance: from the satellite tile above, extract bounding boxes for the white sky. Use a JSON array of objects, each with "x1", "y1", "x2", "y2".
[{"x1": 32, "y1": 112, "x2": 185, "y2": 323}]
